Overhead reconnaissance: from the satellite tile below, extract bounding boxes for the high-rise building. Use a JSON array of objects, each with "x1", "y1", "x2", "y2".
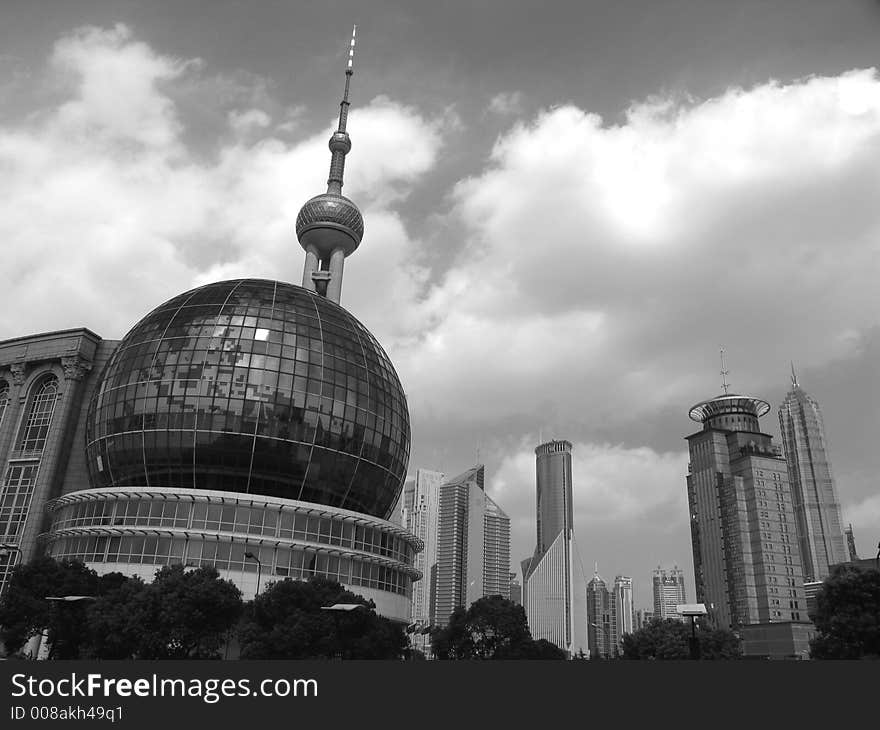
[
  {"x1": 1, "y1": 31, "x2": 424, "y2": 623},
  {"x1": 844, "y1": 523, "x2": 859, "y2": 562},
  {"x1": 521, "y1": 440, "x2": 587, "y2": 656},
  {"x1": 432, "y1": 465, "x2": 510, "y2": 627},
  {"x1": 652, "y1": 565, "x2": 687, "y2": 621},
  {"x1": 400, "y1": 469, "x2": 445, "y2": 649},
  {"x1": 586, "y1": 570, "x2": 612, "y2": 659},
  {"x1": 686, "y1": 389, "x2": 808, "y2": 631},
  {"x1": 778, "y1": 368, "x2": 848, "y2": 582},
  {"x1": 612, "y1": 575, "x2": 634, "y2": 653},
  {"x1": 634, "y1": 608, "x2": 653, "y2": 631},
  {"x1": 509, "y1": 572, "x2": 522, "y2": 605}
]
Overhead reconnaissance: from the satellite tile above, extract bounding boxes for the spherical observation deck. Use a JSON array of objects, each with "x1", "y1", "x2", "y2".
[
  {"x1": 296, "y1": 193, "x2": 364, "y2": 258},
  {"x1": 85, "y1": 278, "x2": 410, "y2": 520}
]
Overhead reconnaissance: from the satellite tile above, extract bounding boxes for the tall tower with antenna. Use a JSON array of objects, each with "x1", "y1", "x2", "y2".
[{"x1": 296, "y1": 26, "x2": 363, "y2": 304}]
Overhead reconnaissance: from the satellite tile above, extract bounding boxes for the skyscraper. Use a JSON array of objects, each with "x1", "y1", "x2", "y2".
[
  {"x1": 586, "y1": 570, "x2": 612, "y2": 658},
  {"x1": 612, "y1": 575, "x2": 634, "y2": 653},
  {"x1": 400, "y1": 469, "x2": 445, "y2": 648},
  {"x1": 432, "y1": 465, "x2": 510, "y2": 627},
  {"x1": 521, "y1": 440, "x2": 587, "y2": 656},
  {"x1": 686, "y1": 389, "x2": 808, "y2": 631},
  {"x1": 778, "y1": 368, "x2": 848, "y2": 581},
  {"x1": 652, "y1": 566, "x2": 687, "y2": 621}
]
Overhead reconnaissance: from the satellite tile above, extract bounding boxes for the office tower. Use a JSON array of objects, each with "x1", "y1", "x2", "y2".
[
  {"x1": 634, "y1": 609, "x2": 653, "y2": 631},
  {"x1": 401, "y1": 469, "x2": 445, "y2": 649},
  {"x1": 612, "y1": 575, "x2": 634, "y2": 652},
  {"x1": 778, "y1": 368, "x2": 848, "y2": 581},
  {"x1": 844, "y1": 524, "x2": 858, "y2": 562},
  {"x1": 686, "y1": 388, "x2": 808, "y2": 631},
  {"x1": 521, "y1": 440, "x2": 587, "y2": 656},
  {"x1": 586, "y1": 570, "x2": 612, "y2": 658},
  {"x1": 509, "y1": 572, "x2": 522, "y2": 605},
  {"x1": 433, "y1": 465, "x2": 511, "y2": 627},
  {"x1": 23, "y1": 31, "x2": 423, "y2": 623},
  {"x1": 652, "y1": 566, "x2": 687, "y2": 621}
]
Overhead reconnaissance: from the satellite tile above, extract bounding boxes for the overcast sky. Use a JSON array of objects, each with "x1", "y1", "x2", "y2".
[{"x1": 1, "y1": 0, "x2": 879, "y2": 609}]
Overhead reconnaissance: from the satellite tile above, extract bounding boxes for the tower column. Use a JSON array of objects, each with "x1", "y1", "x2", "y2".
[
  {"x1": 326, "y1": 247, "x2": 346, "y2": 304},
  {"x1": 302, "y1": 245, "x2": 319, "y2": 292}
]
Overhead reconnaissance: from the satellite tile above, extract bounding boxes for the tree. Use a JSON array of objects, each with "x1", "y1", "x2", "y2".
[
  {"x1": 431, "y1": 595, "x2": 566, "y2": 659},
  {"x1": 810, "y1": 565, "x2": 880, "y2": 659},
  {"x1": 238, "y1": 575, "x2": 407, "y2": 659},
  {"x1": 620, "y1": 618, "x2": 741, "y2": 660},
  {"x1": 131, "y1": 565, "x2": 243, "y2": 659},
  {"x1": 0, "y1": 557, "x2": 100, "y2": 658}
]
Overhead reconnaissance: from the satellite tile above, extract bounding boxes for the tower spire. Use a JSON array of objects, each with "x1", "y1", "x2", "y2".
[
  {"x1": 720, "y1": 348, "x2": 730, "y2": 395},
  {"x1": 790, "y1": 361, "x2": 799, "y2": 388},
  {"x1": 296, "y1": 26, "x2": 365, "y2": 305}
]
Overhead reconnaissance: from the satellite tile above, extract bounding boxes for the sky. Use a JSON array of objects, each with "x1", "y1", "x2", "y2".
[{"x1": 1, "y1": 0, "x2": 879, "y2": 610}]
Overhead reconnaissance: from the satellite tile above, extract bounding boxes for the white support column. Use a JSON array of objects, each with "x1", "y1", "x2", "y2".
[
  {"x1": 326, "y1": 247, "x2": 346, "y2": 304},
  {"x1": 302, "y1": 246, "x2": 319, "y2": 291}
]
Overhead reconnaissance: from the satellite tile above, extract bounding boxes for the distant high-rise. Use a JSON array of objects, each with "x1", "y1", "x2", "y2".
[
  {"x1": 634, "y1": 608, "x2": 653, "y2": 631},
  {"x1": 778, "y1": 368, "x2": 848, "y2": 581},
  {"x1": 432, "y1": 465, "x2": 510, "y2": 627},
  {"x1": 686, "y1": 386, "x2": 808, "y2": 631},
  {"x1": 509, "y1": 572, "x2": 522, "y2": 606},
  {"x1": 844, "y1": 523, "x2": 859, "y2": 562},
  {"x1": 400, "y1": 469, "x2": 445, "y2": 649},
  {"x1": 652, "y1": 566, "x2": 687, "y2": 622},
  {"x1": 521, "y1": 440, "x2": 587, "y2": 656},
  {"x1": 586, "y1": 570, "x2": 612, "y2": 659},
  {"x1": 612, "y1": 575, "x2": 634, "y2": 653}
]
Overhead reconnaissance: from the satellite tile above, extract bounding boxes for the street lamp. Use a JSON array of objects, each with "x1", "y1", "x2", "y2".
[
  {"x1": 677, "y1": 603, "x2": 707, "y2": 660},
  {"x1": 244, "y1": 551, "x2": 262, "y2": 597}
]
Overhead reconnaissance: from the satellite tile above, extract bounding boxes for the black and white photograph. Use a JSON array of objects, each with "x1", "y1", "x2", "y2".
[{"x1": 0, "y1": 0, "x2": 878, "y2": 723}]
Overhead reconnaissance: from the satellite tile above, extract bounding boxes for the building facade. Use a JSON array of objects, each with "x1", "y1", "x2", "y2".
[
  {"x1": 778, "y1": 370, "x2": 848, "y2": 582},
  {"x1": 521, "y1": 440, "x2": 587, "y2": 656},
  {"x1": 652, "y1": 565, "x2": 687, "y2": 621},
  {"x1": 432, "y1": 465, "x2": 510, "y2": 627},
  {"x1": 686, "y1": 392, "x2": 808, "y2": 631},
  {"x1": 612, "y1": 575, "x2": 634, "y2": 651},
  {"x1": 0, "y1": 329, "x2": 117, "y2": 594},
  {"x1": 586, "y1": 571, "x2": 612, "y2": 659},
  {"x1": 400, "y1": 469, "x2": 445, "y2": 646}
]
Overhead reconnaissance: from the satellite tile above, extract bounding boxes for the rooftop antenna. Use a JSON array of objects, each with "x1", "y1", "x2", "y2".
[
  {"x1": 790, "y1": 361, "x2": 799, "y2": 388},
  {"x1": 720, "y1": 348, "x2": 730, "y2": 395}
]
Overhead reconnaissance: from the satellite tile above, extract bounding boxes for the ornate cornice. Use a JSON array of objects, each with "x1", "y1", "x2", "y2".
[{"x1": 61, "y1": 355, "x2": 93, "y2": 381}]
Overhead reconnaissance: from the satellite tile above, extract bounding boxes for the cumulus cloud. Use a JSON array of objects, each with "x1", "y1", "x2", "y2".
[
  {"x1": 395, "y1": 70, "x2": 880, "y2": 439},
  {"x1": 0, "y1": 25, "x2": 444, "y2": 342}
]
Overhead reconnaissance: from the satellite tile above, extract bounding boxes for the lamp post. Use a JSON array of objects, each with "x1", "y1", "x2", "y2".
[{"x1": 244, "y1": 551, "x2": 262, "y2": 597}]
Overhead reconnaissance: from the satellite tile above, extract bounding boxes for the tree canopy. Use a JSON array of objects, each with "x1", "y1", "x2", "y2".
[
  {"x1": 810, "y1": 565, "x2": 880, "y2": 659},
  {"x1": 237, "y1": 575, "x2": 408, "y2": 659},
  {"x1": 431, "y1": 595, "x2": 566, "y2": 659},
  {"x1": 0, "y1": 559, "x2": 242, "y2": 659},
  {"x1": 620, "y1": 618, "x2": 741, "y2": 660}
]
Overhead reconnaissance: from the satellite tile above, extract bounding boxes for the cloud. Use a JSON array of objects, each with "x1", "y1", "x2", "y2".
[
  {"x1": 0, "y1": 25, "x2": 445, "y2": 343},
  {"x1": 393, "y1": 70, "x2": 880, "y2": 441}
]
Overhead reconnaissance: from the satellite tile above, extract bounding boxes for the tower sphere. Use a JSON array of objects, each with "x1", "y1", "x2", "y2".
[
  {"x1": 296, "y1": 192, "x2": 364, "y2": 258},
  {"x1": 85, "y1": 278, "x2": 410, "y2": 519}
]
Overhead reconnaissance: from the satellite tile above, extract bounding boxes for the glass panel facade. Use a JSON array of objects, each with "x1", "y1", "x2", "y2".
[{"x1": 85, "y1": 280, "x2": 410, "y2": 519}]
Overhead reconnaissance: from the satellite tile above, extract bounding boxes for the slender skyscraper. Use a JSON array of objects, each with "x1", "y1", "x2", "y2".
[
  {"x1": 778, "y1": 367, "x2": 847, "y2": 581},
  {"x1": 686, "y1": 376, "x2": 808, "y2": 630},
  {"x1": 296, "y1": 27, "x2": 363, "y2": 304},
  {"x1": 433, "y1": 465, "x2": 510, "y2": 627},
  {"x1": 586, "y1": 569, "x2": 612, "y2": 658},
  {"x1": 612, "y1": 575, "x2": 634, "y2": 653},
  {"x1": 521, "y1": 440, "x2": 587, "y2": 656},
  {"x1": 401, "y1": 469, "x2": 445, "y2": 650}
]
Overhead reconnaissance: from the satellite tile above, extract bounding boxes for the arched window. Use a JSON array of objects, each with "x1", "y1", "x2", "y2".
[
  {"x1": 0, "y1": 380, "x2": 8, "y2": 430},
  {"x1": 16, "y1": 375, "x2": 59, "y2": 454}
]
